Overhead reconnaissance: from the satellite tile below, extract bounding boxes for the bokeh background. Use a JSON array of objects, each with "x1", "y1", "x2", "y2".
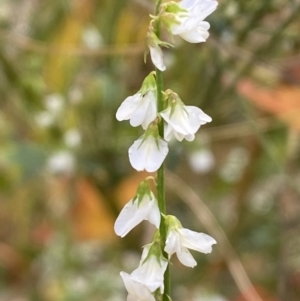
[{"x1": 1, "y1": 0, "x2": 300, "y2": 300}]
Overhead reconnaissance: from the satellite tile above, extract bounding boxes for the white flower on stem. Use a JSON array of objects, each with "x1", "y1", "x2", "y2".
[
  {"x1": 120, "y1": 272, "x2": 156, "y2": 301},
  {"x1": 129, "y1": 124, "x2": 168, "y2": 172},
  {"x1": 164, "y1": 215, "x2": 216, "y2": 267},
  {"x1": 114, "y1": 180, "x2": 160, "y2": 237},
  {"x1": 120, "y1": 243, "x2": 168, "y2": 299},
  {"x1": 167, "y1": 0, "x2": 218, "y2": 43},
  {"x1": 160, "y1": 90, "x2": 212, "y2": 142},
  {"x1": 116, "y1": 72, "x2": 157, "y2": 130},
  {"x1": 146, "y1": 28, "x2": 173, "y2": 71},
  {"x1": 149, "y1": 45, "x2": 166, "y2": 71},
  {"x1": 131, "y1": 245, "x2": 168, "y2": 293}
]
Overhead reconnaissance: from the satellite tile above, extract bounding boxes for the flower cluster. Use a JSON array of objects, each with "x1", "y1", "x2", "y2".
[
  {"x1": 116, "y1": 76, "x2": 212, "y2": 173},
  {"x1": 115, "y1": 1, "x2": 218, "y2": 300},
  {"x1": 115, "y1": 180, "x2": 216, "y2": 300},
  {"x1": 148, "y1": 0, "x2": 218, "y2": 70}
]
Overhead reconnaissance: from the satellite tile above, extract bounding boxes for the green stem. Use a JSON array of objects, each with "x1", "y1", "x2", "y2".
[{"x1": 155, "y1": 1, "x2": 170, "y2": 300}]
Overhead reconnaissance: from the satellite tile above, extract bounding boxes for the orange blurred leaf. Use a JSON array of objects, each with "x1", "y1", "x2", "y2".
[
  {"x1": 71, "y1": 177, "x2": 115, "y2": 241},
  {"x1": 238, "y1": 79, "x2": 300, "y2": 131}
]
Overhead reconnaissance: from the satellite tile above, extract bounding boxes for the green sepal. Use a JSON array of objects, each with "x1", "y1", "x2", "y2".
[
  {"x1": 145, "y1": 26, "x2": 174, "y2": 64},
  {"x1": 139, "y1": 122, "x2": 164, "y2": 151},
  {"x1": 163, "y1": 1, "x2": 188, "y2": 15},
  {"x1": 164, "y1": 215, "x2": 182, "y2": 235},
  {"x1": 159, "y1": 2, "x2": 188, "y2": 31},
  {"x1": 139, "y1": 71, "x2": 157, "y2": 95},
  {"x1": 163, "y1": 89, "x2": 185, "y2": 117},
  {"x1": 133, "y1": 179, "x2": 153, "y2": 205},
  {"x1": 141, "y1": 232, "x2": 168, "y2": 267}
]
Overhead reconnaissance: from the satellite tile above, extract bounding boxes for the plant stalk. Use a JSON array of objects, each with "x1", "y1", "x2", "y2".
[{"x1": 155, "y1": 1, "x2": 170, "y2": 300}]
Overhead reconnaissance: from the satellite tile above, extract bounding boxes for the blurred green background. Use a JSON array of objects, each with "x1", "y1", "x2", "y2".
[{"x1": 0, "y1": 0, "x2": 300, "y2": 300}]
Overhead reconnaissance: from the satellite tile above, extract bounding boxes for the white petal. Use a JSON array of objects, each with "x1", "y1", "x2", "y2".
[
  {"x1": 140, "y1": 91, "x2": 157, "y2": 130},
  {"x1": 171, "y1": 0, "x2": 218, "y2": 40},
  {"x1": 172, "y1": 129, "x2": 186, "y2": 141},
  {"x1": 144, "y1": 137, "x2": 168, "y2": 172},
  {"x1": 179, "y1": 228, "x2": 217, "y2": 253},
  {"x1": 179, "y1": 27, "x2": 207, "y2": 43},
  {"x1": 181, "y1": 21, "x2": 211, "y2": 43},
  {"x1": 120, "y1": 272, "x2": 156, "y2": 301},
  {"x1": 194, "y1": 1, "x2": 218, "y2": 21},
  {"x1": 161, "y1": 103, "x2": 211, "y2": 141},
  {"x1": 185, "y1": 106, "x2": 212, "y2": 133},
  {"x1": 129, "y1": 104, "x2": 149, "y2": 128},
  {"x1": 165, "y1": 229, "x2": 197, "y2": 267},
  {"x1": 129, "y1": 136, "x2": 168, "y2": 172},
  {"x1": 116, "y1": 90, "x2": 157, "y2": 129},
  {"x1": 165, "y1": 230, "x2": 180, "y2": 256},
  {"x1": 160, "y1": 105, "x2": 190, "y2": 135},
  {"x1": 184, "y1": 133, "x2": 195, "y2": 141},
  {"x1": 160, "y1": 107, "x2": 172, "y2": 122},
  {"x1": 185, "y1": 1, "x2": 217, "y2": 23},
  {"x1": 116, "y1": 94, "x2": 143, "y2": 121},
  {"x1": 131, "y1": 256, "x2": 168, "y2": 292},
  {"x1": 173, "y1": 18, "x2": 199, "y2": 36},
  {"x1": 145, "y1": 195, "x2": 161, "y2": 228},
  {"x1": 140, "y1": 245, "x2": 151, "y2": 262},
  {"x1": 128, "y1": 138, "x2": 149, "y2": 171},
  {"x1": 149, "y1": 46, "x2": 166, "y2": 71},
  {"x1": 198, "y1": 21, "x2": 210, "y2": 31},
  {"x1": 180, "y1": 0, "x2": 197, "y2": 9},
  {"x1": 114, "y1": 196, "x2": 153, "y2": 237},
  {"x1": 128, "y1": 91, "x2": 157, "y2": 129},
  {"x1": 176, "y1": 246, "x2": 197, "y2": 267},
  {"x1": 164, "y1": 122, "x2": 173, "y2": 142}
]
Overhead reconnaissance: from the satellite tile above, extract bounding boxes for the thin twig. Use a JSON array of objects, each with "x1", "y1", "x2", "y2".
[
  {"x1": 202, "y1": 117, "x2": 283, "y2": 141},
  {"x1": 209, "y1": 37, "x2": 282, "y2": 78},
  {"x1": 131, "y1": 0, "x2": 153, "y2": 11},
  {"x1": 0, "y1": 29, "x2": 145, "y2": 57},
  {"x1": 166, "y1": 171, "x2": 263, "y2": 301}
]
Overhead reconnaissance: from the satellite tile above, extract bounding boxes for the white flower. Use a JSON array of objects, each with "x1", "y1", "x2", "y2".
[
  {"x1": 147, "y1": 31, "x2": 171, "y2": 71},
  {"x1": 164, "y1": 215, "x2": 216, "y2": 267},
  {"x1": 170, "y1": 0, "x2": 218, "y2": 43},
  {"x1": 120, "y1": 272, "x2": 156, "y2": 301},
  {"x1": 116, "y1": 72, "x2": 157, "y2": 130},
  {"x1": 149, "y1": 45, "x2": 166, "y2": 71},
  {"x1": 64, "y1": 128, "x2": 81, "y2": 148},
  {"x1": 120, "y1": 245, "x2": 168, "y2": 299},
  {"x1": 34, "y1": 111, "x2": 55, "y2": 128},
  {"x1": 129, "y1": 128, "x2": 169, "y2": 172},
  {"x1": 188, "y1": 148, "x2": 215, "y2": 173},
  {"x1": 82, "y1": 26, "x2": 103, "y2": 49},
  {"x1": 114, "y1": 181, "x2": 161, "y2": 237},
  {"x1": 44, "y1": 93, "x2": 64, "y2": 114},
  {"x1": 116, "y1": 91, "x2": 157, "y2": 130},
  {"x1": 47, "y1": 151, "x2": 75, "y2": 175},
  {"x1": 131, "y1": 246, "x2": 168, "y2": 293},
  {"x1": 160, "y1": 91, "x2": 212, "y2": 142},
  {"x1": 146, "y1": 29, "x2": 172, "y2": 72}
]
